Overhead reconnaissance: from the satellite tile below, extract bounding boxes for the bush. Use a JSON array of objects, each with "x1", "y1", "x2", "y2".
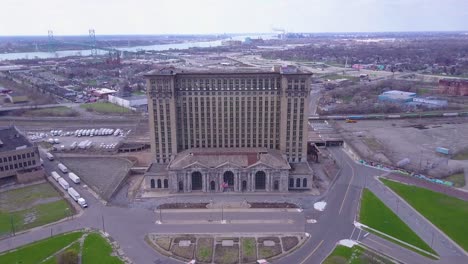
[{"x1": 57, "y1": 249, "x2": 78, "y2": 264}]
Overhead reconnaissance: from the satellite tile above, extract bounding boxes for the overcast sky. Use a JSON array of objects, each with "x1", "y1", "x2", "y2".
[{"x1": 1, "y1": 0, "x2": 467, "y2": 35}]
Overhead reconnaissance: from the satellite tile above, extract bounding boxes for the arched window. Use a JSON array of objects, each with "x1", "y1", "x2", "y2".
[
  {"x1": 303, "y1": 178, "x2": 307, "y2": 188},
  {"x1": 164, "y1": 179, "x2": 168, "y2": 188},
  {"x1": 150, "y1": 179, "x2": 155, "y2": 188},
  {"x1": 296, "y1": 178, "x2": 301, "y2": 188},
  {"x1": 289, "y1": 178, "x2": 294, "y2": 188},
  {"x1": 191, "y1": 171, "x2": 203, "y2": 190},
  {"x1": 157, "y1": 179, "x2": 162, "y2": 188},
  {"x1": 255, "y1": 171, "x2": 266, "y2": 190}
]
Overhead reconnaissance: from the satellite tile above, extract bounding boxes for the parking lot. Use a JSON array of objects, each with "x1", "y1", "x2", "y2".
[
  {"x1": 338, "y1": 117, "x2": 468, "y2": 177},
  {"x1": 27, "y1": 128, "x2": 129, "y2": 152}
]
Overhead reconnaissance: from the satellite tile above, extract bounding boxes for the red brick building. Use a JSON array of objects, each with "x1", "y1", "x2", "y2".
[{"x1": 438, "y1": 79, "x2": 468, "y2": 96}]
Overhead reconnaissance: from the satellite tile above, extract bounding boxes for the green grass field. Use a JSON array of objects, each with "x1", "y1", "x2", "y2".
[
  {"x1": 381, "y1": 178, "x2": 468, "y2": 251},
  {"x1": 0, "y1": 231, "x2": 123, "y2": 264},
  {"x1": 0, "y1": 231, "x2": 82, "y2": 264},
  {"x1": 0, "y1": 183, "x2": 72, "y2": 236},
  {"x1": 323, "y1": 245, "x2": 393, "y2": 264},
  {"x1": 360, "y1": 189, "x2": 436, "y2": 255},
  {"x1": 80, "y1": 102, "x2": 132, "y2": 114},
  {"x1": 452, "y1": 149, "x2": 468, "y2": 160},
  {"x1": 445, "y1": 173, "x2": 466, "y2": 188},
  {"x1": 23, "y1": 106, "x2": 78, "y2": 117},
  {"x1": 82, "y1": 233, "x2": 124, "y2": 264}
]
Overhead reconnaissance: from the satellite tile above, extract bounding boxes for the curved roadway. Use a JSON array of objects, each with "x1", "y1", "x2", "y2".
[{"x1": 0, "y1": 147, "x2": 467, "y2": 264}]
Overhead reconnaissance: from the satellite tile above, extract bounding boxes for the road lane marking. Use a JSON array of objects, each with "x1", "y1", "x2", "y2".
[
  {"x1": 155, "y1": 219, "x2": 296, "y2": 225},
  {"x1": 339, "y1": 153, "x2": 355, "y2": 215},
  {"x1": 366, "y1": 238, "x2": 392, "y2": 250},
  {"x1": 300, "y1": 240, "x2": 324, "y2": 264}
]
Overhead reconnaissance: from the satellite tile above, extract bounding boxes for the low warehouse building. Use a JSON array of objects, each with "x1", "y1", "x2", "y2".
[
  {"x1": 0, "y1": 126, "x2": 43, "y2": 183},
  {"x1": 108, "y1": 94, "x2": 148, "y2": 111}
]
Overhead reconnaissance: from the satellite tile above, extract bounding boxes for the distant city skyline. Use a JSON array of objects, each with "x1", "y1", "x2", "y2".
[{"x1": 1, "y1": 0, "x2": 467, "y2": 36}]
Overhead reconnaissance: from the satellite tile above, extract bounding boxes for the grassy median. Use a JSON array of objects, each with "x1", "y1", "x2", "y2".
[
  {"x1": 360, "y1": 189, "x2": 436, "y2": 255},
  {"x1": 0, "y1": 231, "x2": 82, "y2": 264},
  {"x1": 80, "y1": 102, "x2": 131, "y2": 114},
  {"x1": 0, "y1": 183, "x2": 72, "y2": 236},
  {"x1": 323, "y1": 245, "x2": 393, "y2": 264},
  {"x1": 82, "y1": 233, "x2": 124, "y2": 264},
  {"x1": 0, "y1": 231, "x2": 124, "y2": 264},
  {"x1": 381, "y1": 178, "x2": 468, "y2": 252}
]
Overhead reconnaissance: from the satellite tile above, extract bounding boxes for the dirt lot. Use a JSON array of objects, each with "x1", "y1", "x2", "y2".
[
  {"x1": 338, "y1": 117, "x2": 468, "y2": 177},
  {"x1": 60, "y1": 156, "x2": 133, "y2": 200}
]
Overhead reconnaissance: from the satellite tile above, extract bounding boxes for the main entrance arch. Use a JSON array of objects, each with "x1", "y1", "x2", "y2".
[
  {"x1": 223, "y1": 171, "x2": 234, "y2": 187},
  {"x1": 255, "y1": 171, "x2": 266, "y2": 190},
  {"x1": 191, "y1": 171, "x2": 203, "y2": 191}
]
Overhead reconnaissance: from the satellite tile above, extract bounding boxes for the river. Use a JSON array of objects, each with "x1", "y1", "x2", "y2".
[{"x1": 0, "y1": 34, "x2": 276, "y2": 61}]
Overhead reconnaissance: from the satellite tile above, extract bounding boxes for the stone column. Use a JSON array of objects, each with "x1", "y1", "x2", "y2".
[
  {"x1": 202, "y1": 172, "x2": 206, "y2": 192},
  {"x1": 187, "y1": 172, "x2": 191, "y2": 192},
  {"x1": 266, "y1": 172, "x2": 271, "y2": 191},
  {"x1": 251, "y1": 172, "x2": 255, "y2": 192},
  {"x1": 235, "y1": 171, "x2": 239, "y2": 192}
]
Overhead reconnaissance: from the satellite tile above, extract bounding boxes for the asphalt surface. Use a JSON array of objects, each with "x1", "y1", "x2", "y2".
[{"x1": 0, "y1": 147, "x2": 467, "y2": 264}]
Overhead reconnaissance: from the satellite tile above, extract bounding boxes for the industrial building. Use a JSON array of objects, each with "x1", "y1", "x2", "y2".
[
  {"x1": 108, "y1": 94, "x2": 148, "y2": 111},
  {"x1": 144, "y1": 66, "x2": 314, "y2": 193},
  {"x1": 0, "y1": 126, "x2": 43, "y2": 183},
  {"x1": 378, "y1": 90, "x2": 416, "y2": 103},
  {"x1": 438, "y1": 79, "x2": 468, "y2": 96}
]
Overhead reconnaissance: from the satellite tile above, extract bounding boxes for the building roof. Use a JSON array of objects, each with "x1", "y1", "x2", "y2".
[
  {"x1": 93, "y1": 88, "x2": 117, "y2": 95},
  {"x1": 0, "y1": 126, "x2": 32, "y2": 152},
  {"x1": 144, "y1": 67, "x2": 311, "y2": 77},
  {"x1": 168, "y1": 148, "x2": 290, "y2": 170},
  {"x1": 382, "y1": 90, "x2": 416, "y2": 96},
  {"x1": 110, "y1": 94, "x2": 147, "y2": 101}
]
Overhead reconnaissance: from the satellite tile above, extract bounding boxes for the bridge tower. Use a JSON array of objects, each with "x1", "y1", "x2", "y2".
[
  {"x1": 89, "y1": 29, "x2": 98, "y2": 56},
  {"x1": 47, "y1": 30, "x2": 55, "y2": 53}
]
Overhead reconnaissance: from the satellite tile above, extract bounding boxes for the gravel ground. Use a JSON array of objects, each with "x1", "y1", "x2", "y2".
[
  {"x1": 60, "y1": 157, "x2": 133, "y2": 201},
  {"x1": 338, "y1": 117, "x2": 468, "y2": 177}
]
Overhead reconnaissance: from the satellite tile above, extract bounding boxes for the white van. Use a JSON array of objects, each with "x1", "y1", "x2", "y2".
[
  {"x1": 68, "y1": 172, "x2": 81, "y2": 184},
  {"x1": 46, "y1": 152, "x2": 54, "y2": 161},
  {"x1": 51, "y1": 171, "x2": 61, "y2": 182},
  {"x1": 58, "y1": 178, "x2": 69, "y2": 190}
]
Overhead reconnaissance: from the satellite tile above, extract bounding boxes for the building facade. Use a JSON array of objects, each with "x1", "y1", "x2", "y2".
[
  {"x1": 0, "y1": 126, "x2": 43, "y2": 183},
  {"x1": 438, "y1": 79, "x2": 468, "y2": 96},
  {"x1": 144, "y1": 67, "x2": 313, "y2": 193}
]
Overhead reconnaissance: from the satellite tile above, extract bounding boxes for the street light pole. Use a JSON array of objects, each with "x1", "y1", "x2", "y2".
[
  {"x1": 101, "y1": 215, "x2": 106, "y2": 233},
  {"x1": 10, "y1": 214, "x2": 15, "y2": 236},
  {"x1": 159, "y1": 208, "x2": 162, "y2": 223},
  {"x1": 221, "y1": 204, "x2": 224, "y2": 222}
]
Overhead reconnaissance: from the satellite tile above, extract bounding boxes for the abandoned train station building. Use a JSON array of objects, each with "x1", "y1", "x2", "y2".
[{"x1": 144, "y1": 66, "x2": 314, "y2": 193}]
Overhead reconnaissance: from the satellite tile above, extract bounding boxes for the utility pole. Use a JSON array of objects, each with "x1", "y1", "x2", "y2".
[
  {"x1": 10, "y1": 215, "x2": 15, "y2": 236},
  {"x1": 101, "y1": 215, "x2": 106, "y2": 233},
  {"x1": 419, "y1": 150, "x2": 423, "y2": 172},
  {"x1": 159, "y1": 208, "x2": 162, "y2": 223},
  {"x1": 221, "y1": 204, "x2": 224, "y2": 222}
]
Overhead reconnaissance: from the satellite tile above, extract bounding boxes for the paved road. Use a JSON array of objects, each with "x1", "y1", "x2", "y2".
[
  {"x1": 0, "y1": 103, "x2": 78, "y2": 112},
  {"x1": 1, "y1": 147, "x2": 467, "y2": 264}
]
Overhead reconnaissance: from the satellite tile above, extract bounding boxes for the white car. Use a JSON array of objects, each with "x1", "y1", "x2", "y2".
[
  {"x1": 187, "y1": 260, "x2": 196, "y2": 264},
  {"x1": 256, "y1": 260, "x2": 270, "y2": 264}
]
